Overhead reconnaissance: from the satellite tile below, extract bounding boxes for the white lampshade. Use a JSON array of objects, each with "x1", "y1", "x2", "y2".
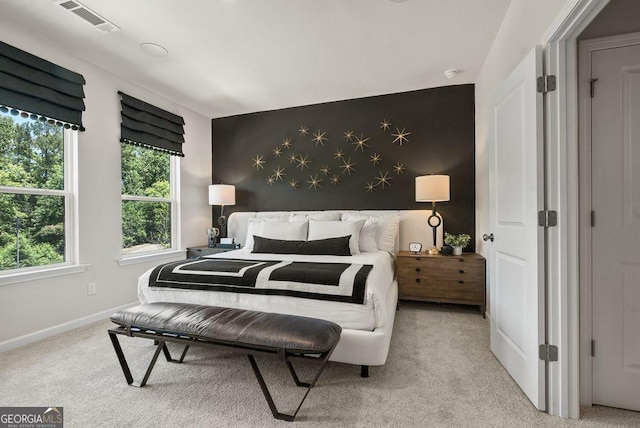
[
  {"x1": 415, "y1": 175, "x2": 450, "y2": 202},
  {"x1": 208, "y1": 184, "x2": 236, "y2": 206}
]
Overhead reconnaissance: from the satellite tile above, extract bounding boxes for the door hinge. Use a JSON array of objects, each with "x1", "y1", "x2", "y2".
[
  {"x1": 538, "y1": 210, "x2": 558, "y2": 228},
  {"x1": 591, "y1": 340, "x2": 595, "y2": 357},
  {"x1": 589, "y1": 78, "x2": 598, "y2": 98},
  {"x1": 537, "y1": 75, "x2": 557, "y2": 93},
  {"x1": 591, "y1": 210, "x2": 595, "y2": 227},
  {"x1": 539, "y1": 344, "x2": 559, "y2": 362}
]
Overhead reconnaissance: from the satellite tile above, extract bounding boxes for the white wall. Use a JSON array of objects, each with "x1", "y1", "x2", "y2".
[
  {"x1": 475, "y1": 0, "x2": 575, "y2": 314},
  {"x1": 0, "y1": 22, "x2": 212, "y2": 347}
]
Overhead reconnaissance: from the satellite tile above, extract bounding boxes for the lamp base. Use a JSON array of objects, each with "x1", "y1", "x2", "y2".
[{"x1": 428, "y1": 248, "x2": 439, "y2": 255}]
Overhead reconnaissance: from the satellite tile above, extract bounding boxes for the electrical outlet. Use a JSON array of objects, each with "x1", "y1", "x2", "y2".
[{"x1": 87, "y1": 282, "x2": 97, "y2": 296}]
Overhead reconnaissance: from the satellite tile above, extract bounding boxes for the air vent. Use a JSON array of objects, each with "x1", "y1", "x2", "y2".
[
  {"x1": 53, "y1": 0, "x2": 120, "y2": 33},
  {"x1": 58, "y1": 1, "x2": 80, "y2": 10}
]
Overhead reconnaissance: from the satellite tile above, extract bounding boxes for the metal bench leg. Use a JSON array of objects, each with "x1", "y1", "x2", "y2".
[
  {"x1": 109, "y1": 331, "x2": 165, "y2": 388},
  {"x1": 163, "y1": 344, "x2": 190, "y2": 363},
  {"x1": 247, "y1": 354, "x2": 333, "y2": 422},
  {"x1": 286, "y1": 361, "x2": 311, "y2": 387},
  {"x1": 109, "y1": 331, "x2": 133, "y2": 385}
]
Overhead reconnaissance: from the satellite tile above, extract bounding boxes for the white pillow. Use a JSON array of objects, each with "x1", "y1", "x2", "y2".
[
  {"x1": 374, "y1": 214, "x2": 400, "y2": 253},
  {"x1": 259, "y1": 220, "x2": 308, "y2": 241},
  {"x1": 244, "y1": 216, "x2": 291, "y2": 250},
  {"x1": 337, "y1": 213, "x2": 377, "y2": 252},
  {"x1": 307, "y1": 219, "x2": 365, "y2": 255},
  {"x1": 289, "y1": 211, "x2": 341, "y2": 222},
  {"x1": 341, "y1": 212, "x2": 400, "y2": 253}
]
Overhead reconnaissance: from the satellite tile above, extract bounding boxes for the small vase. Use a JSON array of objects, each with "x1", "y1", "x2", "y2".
[{"x1": 452, "y1": 247, "x2": 463, "y2": 256}]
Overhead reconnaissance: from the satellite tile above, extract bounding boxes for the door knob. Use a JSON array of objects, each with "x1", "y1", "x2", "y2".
[{"x1": 482, "y1": 233, "x2": 494, "y2": 242}]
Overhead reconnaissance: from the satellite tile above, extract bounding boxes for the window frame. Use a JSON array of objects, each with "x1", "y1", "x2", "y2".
[
  {"x1": 0, "y1": 127, "x2": 85, "y2": 285},
  {"x1": 120, "y1": 149, "x2": 181, "y2": 261}
]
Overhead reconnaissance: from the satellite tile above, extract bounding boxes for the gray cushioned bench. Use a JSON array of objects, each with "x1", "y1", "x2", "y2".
[{"x1": 108, "y1": 302, "x2": 342, "y2": 421}]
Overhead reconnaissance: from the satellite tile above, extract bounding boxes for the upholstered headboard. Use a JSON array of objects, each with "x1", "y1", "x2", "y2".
[{"x1": 227, "y1": 210, "x2": 443, "y2": 253}]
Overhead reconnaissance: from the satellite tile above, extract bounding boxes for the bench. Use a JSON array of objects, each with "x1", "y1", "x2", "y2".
[{"x1": 108, "y1": 302, "x2": 342, "y2": 422}]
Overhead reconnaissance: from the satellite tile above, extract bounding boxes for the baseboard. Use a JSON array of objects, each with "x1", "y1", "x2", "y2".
[{"x1": 0, "y1": 301, "x2": 138, "y2": 353}]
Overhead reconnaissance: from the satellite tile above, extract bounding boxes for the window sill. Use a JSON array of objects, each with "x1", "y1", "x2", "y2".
[
  {"x1": 118, "y1": 249, "x2": 186, "y2": 266},
  {"x1": 0, "y1": 264, "x2": 89, "y2": 286}
]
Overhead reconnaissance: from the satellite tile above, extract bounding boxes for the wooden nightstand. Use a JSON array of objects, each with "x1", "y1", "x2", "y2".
[
  {"x1": 396, "y1": 251, "x2": 486, "y2": 316},
  {"x1": 186, "y1": 246, "x2": 233, "y2": 258}
]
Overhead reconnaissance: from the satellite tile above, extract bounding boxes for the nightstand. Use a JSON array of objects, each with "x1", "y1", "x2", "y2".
[
  {"x1": 186, "y1": 246, "x2": 233, "y2": 258},
  {"x1": 396, "y1": 251, "x2": 486, "y2": 316}
]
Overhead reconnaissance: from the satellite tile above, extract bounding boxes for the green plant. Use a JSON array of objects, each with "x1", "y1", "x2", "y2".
[{"x1": 444, "y1": 232, "x2": 471, "y2": 248}]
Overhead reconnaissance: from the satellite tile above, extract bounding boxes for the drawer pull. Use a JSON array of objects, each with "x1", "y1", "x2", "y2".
[
  {"x1": 458, "y1": 280, "x2": 464, "y2": 284},
  {"x1": 459, "y1": 269, "x2": 464, "y2": 274},
  {"x1": 458, "y1": 258, "x2": 464, "y2": 262},
  {"x1": 415, "y1": 278, "x2": 421, "y2": 283},
  {"x1": 415, "y1": 267, "x2": 421, "y2": 272}
]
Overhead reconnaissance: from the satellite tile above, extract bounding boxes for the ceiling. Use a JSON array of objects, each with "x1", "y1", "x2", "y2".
[{"x1": 0, "y1": 0, "x2": 511, "y2": 118}]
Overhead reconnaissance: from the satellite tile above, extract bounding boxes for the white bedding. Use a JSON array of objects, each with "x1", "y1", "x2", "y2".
[{"x1": 138, "y1": 248, "x2": 395, "y2": 331}]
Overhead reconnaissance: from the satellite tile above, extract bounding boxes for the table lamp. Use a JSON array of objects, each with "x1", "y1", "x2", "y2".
[
  {"x1": 208, "y1": 184, "x2": 235, "y2": 238},
  {"x1": 415, "y1": 175, "x2": 450, "y2": 254}
]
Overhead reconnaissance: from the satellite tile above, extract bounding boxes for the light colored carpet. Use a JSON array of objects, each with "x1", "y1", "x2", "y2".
[{"x1": 0, "y1": 301, "x2": 638, "y2": 427}]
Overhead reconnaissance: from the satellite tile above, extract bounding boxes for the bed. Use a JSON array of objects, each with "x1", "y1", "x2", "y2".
[{"x1": 138, "y1": 209, "x2": 441, "y2": 369}]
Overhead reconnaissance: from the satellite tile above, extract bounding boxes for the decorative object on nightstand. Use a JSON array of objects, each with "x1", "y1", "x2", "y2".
[
  {"x1": 443, "y1": 232, "x2": 471, "y2": 256},
  {"x1": 409, "y1": 242, "x2": 423, "y2": 254},
  {"x1": 209, "y1": 184, "x2": 235, "y2": 238},
  {"x1": 206, "y1": 227, "x2": 220, "y2": 248},
  {"x1": 396, "y1": 251, "x2": 486, "y2": 317},
  {"x1": 415, "y1": 174, "x2": 450, "y2": 254}
]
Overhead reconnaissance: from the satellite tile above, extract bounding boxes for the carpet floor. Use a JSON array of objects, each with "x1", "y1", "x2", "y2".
[{"x1": 0, "y1": 301, "x2": 638, "y2": 427}]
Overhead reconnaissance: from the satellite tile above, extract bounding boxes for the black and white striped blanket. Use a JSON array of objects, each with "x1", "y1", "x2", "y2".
[{"x1": 148, "y1": 257, "x2": 373, "y2": 304}]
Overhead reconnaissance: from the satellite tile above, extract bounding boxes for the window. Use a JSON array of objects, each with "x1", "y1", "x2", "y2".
[
  {"x1": 0, "y1": 111, "x2": 77, "y2": 272},
  {"x1": 121, "y1": 145, "x2": 179, "y2": 255}
]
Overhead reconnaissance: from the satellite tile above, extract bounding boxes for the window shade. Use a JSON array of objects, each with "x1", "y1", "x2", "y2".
[
  {"x1": 0, "y1": 40, "x2": 86, "y2": 130},
  {"x1": 119, "y1": 91, "x2": 185, "y2": 157}
]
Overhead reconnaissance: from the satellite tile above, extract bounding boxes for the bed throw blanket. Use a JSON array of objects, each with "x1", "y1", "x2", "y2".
[{"x1": 148, "y1": 258, "x2": 373, "y2": 304}]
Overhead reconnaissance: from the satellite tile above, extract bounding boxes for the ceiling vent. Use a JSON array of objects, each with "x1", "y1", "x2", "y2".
[{"x1": 53, "y1": 0, "x2": 120, "y2": 33}]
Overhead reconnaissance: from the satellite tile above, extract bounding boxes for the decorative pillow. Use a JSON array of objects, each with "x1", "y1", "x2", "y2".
[
  {"x1": 374, "y1": 213, "x2": 400, "y2": 253},
  {"x1": 252, "y1": 235, "x2": 351, "y2": 256},
  {"x1": 289, "y1": 211, "x2": 341, "y2": 222},
  {"x1": 259, "y1": 220, "x2": 308, "y2": 241},
  {"x1": 340, "y1": 214, "x2": 377, "y2": 252},
  {"x1": 341, "y1": 212, "x2": 400, "y2": 253},
  {"x1": 244, "y1": 216, "x2": 295, "y2": 250},
  {"x1": 307, "y1": 219, "x2": 365, "y2": 255}
]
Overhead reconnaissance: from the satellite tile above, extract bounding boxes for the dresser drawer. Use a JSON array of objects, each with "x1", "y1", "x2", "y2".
[
  {"x1": 398, "y1": 277, "x2": 484, "y2": 302},
  {"x1": 397, "y1": 259, "x2": 484, "y2": 281}
]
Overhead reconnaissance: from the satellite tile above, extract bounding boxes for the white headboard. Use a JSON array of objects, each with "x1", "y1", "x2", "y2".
[{"x1": 227, "y1": 210, "x2": 443, "y2": 253}]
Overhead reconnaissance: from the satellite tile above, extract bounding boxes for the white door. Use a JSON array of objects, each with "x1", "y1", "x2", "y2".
[
  {"x1": 488, "y1": 46, "x2": 546, "y2": 410},
  {"x1": 591, "y1": 43, "x2": 640, "y2": 412}
]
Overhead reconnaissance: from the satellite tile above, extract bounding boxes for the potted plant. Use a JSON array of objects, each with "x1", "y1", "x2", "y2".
[{"x1": 444, "y1": 232, "x2": 471, "y2": 256}]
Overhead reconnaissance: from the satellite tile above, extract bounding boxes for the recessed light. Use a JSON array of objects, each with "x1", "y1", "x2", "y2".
[{"x1": 140, "y1": 43, "x2": 168, "y2": 57}]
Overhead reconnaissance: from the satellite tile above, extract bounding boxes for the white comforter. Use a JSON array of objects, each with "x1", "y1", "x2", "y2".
[{"x1": 137, "y1": 249, "x2": 395, "y2": 331}]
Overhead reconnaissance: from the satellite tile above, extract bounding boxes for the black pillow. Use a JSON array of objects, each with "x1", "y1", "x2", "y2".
[{"x1": 252, "y1": 235, "x2": 351, "y2": 256}]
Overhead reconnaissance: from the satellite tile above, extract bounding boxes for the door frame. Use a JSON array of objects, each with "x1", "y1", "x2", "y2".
[
  {"x1": 541, "y1": 0, "x2": 611, "y2": 419},
  {"x1": 577, "y1": 30, "x2": 640, "y2": 408}
]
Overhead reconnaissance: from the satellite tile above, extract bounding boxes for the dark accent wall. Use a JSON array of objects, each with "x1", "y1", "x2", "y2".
[{"x1": 212, "y1": 84, "x2": 476, "y2": 243}]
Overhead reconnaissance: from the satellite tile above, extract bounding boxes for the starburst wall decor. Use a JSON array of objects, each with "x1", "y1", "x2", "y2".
[{"x1": 250, "y1": 118, "x2": 410, "y2": 193}]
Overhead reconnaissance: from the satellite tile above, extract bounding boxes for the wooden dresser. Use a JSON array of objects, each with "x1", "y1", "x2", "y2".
[{"x1": 396, "y1": 251, "x2": 486, "y2": 316}]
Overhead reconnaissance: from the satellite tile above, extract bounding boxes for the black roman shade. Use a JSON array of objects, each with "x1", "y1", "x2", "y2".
[
  {"x1": 0, "y1": 40, "x2": 86, "y2": 130},
  {"x1": 119, "y1": 91, "x2": 185, "y2": 157}
]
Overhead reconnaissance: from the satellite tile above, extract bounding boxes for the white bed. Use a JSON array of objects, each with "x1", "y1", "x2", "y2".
[{"x1": 137, "y1": 209, "x2": 441, "y2": 368}]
